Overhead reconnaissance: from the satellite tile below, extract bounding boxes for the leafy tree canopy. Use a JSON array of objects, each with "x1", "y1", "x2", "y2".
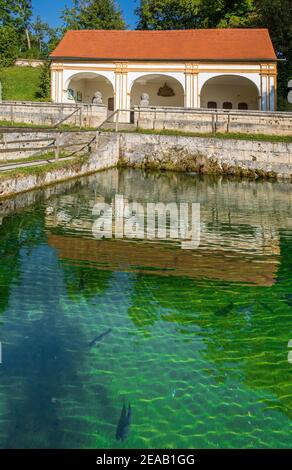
[
  {"x1": 136, "y1": 0, "x2": 201, "y2": 30},
  {"x1": 0, "y1": 24, "x2": 20, "y2": 67},
  {"x1": 62, "y1": 0, "x2": 126, "y2": 31}
]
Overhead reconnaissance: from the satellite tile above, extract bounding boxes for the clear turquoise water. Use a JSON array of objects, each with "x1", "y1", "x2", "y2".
[{"x1": 0, "y1": 169, "x2": 291, "y2": 449}]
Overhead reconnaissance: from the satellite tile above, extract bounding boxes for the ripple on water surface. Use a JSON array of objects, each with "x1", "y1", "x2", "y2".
[{"x1": 0, "y1": 169, "x2": 291, "y2": 448}]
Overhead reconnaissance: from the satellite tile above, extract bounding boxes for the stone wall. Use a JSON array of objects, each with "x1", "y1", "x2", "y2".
[
  {"x1": 134, "y1": 107, "x2": 292, "y2": 136},
  {"x1": 0, "y1": 133, "x2": 119, "y2": 198},
  {"x1": 118, "y1": 132, "x2": 292, "y2": 179},
  {"x1": 0, "y1": 102, "x2": 108, "y2": 127},
  {"x1": 14, "y1": 59, "x2": 46, "y2": 68},
  {"x1": 1, "y1": 130, "x2": 292, "y2": 199},
  {"x1": 0, "y1": 129, "x2": 96, "y2": 160}
]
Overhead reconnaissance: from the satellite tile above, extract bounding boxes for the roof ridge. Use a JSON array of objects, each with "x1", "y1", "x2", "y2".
[{"x1": 66, "y1": 28, "x2": 269, "y2": 33}]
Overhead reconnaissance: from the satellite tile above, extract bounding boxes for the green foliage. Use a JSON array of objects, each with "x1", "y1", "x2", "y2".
[
  {"x1": 62, "y1": 0, "x2": 126, "y2": 31},
  {"x1": 0, "y1": 0, "x2": 33, "y2": 51},
  {"x1": 27, "y1": 16, "x2": 56, "y2": 58},
  {"x1": 36, "y1": 61, "x2": 51, "y2": 100},
  {"x1": 0, "y1": 25, "x2": 20, "y2": 67},
  {"x1": 136, "y1": 0, "x2": 256, "y2": 30},
  {"x1": 253, "y1": 0, "x2": 292, "y2": 110},
  {"x1": 0, "y1": 0, "x2": 31, "y2": 28},
  {"x1": 199, "y1": 0, "x2": 256, "y2": 28},
  {"x1": 0, "y1": 1, "x2": 59, "y2": 60},
  {"x1": 136, "y1": 0, "x2": 201, "y2": 30}
]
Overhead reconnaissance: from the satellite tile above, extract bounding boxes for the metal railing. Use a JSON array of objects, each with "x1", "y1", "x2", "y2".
[
  {"x1": 134, "y1": 106, "x2": 292, "y2": 118},
  {"x1": 53, "y1": 106, "x2": 83, "y2": 129},
  {"x1": 0, "y1": 131, "x2": 94, "y2": 162},
  {"x1": 1, "y1": 104, "x2": 291, "y2": 167}
]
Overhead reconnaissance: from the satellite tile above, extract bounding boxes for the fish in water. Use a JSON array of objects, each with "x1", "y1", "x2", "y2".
[
  {"x1": 214, "y1": 302, "x2": 234, "y2": 317},
  {"x1": 260, "y1": 302, "x2": 274, "y2": 314},
  {"x1": 284, "y1": 294, "x2": 292, "y2": 307},
  {"x1": 116, "y1": 402, "x2": 132, "y2": 441},
  {"x1": 88, "y1": 329, "x2": 112, "y2": 348}
]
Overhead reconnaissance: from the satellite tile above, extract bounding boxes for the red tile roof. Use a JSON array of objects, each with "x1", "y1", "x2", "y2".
[{"x1": 51, "y1": 29, "x2": 277, "y2": 61}]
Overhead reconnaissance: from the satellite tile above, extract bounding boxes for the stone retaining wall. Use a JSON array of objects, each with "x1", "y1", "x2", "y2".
[
  {"x1": 118, "y1": 132, "x2": 292, "y2": 179},
  {"x1": 134, "y1": 107, "x2": 292, "y2": 136},
  {"x1": 0, "y1": 133, "x2": 119, "y2": 198},
  {"x1": 1, "y1": 130, "x2": 292, "y2": 199},
  {"x1": 0, "y1": 102, "x2": 108, "y2": 127}
]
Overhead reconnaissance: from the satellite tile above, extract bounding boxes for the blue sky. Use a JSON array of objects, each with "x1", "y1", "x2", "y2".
[{"x1": 32, "y1": 0, "x2": 138, "y2": 28}]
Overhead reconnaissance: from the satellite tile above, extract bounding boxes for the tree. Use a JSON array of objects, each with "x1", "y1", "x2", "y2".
[
  {"x1": 0, "y1": 0, "x2": 33, "y2": 53},
  {"x1": 253, "y1": 0, "x2": 292, "y2": 109},
  {"x1": 198, "y1": 0, "x2": 256, "y2": 28},
  {"x1": 14, "y1": 0, "x2": 33, "y2": 50},
  {"x1": 136, "y1": 0, "x2": 201, "y2": 30},
  {"x1": 0, "y1": 0, "x2": 15, "y2": 26},
  {"x1": 31, "y1": 16, "x2": 60, "y2": 57},
  {"x1": 36, "y1": 61, "x2": 51, "y2": 100},
  {"x1": 135, "y1": 0, "x2": 256, "y2": 30},
  {"x1": 32, "y1": 16, "x2": 48, "y2": 54},
  {"x1": 0, "y1": 25, "x2": 20, "y2": 67},
  {"x1": 62, "y1": 0, "x2": 126, "y2": 31}
]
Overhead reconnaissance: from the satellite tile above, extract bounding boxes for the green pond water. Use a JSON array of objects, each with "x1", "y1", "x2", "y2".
[{"x1": 0, "y1": 168, "x2": 291, "y2": 449}]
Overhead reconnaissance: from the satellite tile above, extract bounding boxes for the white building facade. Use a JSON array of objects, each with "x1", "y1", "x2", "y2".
[{"x1": 51, "y1": 29, "x2": 278, "y2": 118}]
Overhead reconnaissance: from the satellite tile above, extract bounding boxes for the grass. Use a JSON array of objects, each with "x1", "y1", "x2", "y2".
[
  {"x1": 0, "y1": 120, "x2": 51, "y2": 128},
  {"x1": 0, "y1": 119, "x2": 96, "y2": 131},
  {"x1": 0, "y1": 66, "x2": 46, "y2": 102},
  {"x1": 0, "y1": 152, "x2": 70, "y2": 166},
  {"x1": 113, "y1": 127, "x2": 292, "y2": 144}
]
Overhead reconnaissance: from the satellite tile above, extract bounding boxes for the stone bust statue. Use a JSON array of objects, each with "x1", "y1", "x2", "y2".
[
  {"x1": 92, "y1": 91, "x2": 103, "y2": 105},
  {"x1": 140, "y1": 92, "x2": 150, "y2": 106}
]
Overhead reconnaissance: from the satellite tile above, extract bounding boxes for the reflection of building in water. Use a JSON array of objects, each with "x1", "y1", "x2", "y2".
[
  {"x1": 45, "y1": 193, "x2": 280, "y2": 287},
  {"x1": 48, "y1": 234, "x2": 277, "y2": 287},
  {"x1": 45, "y1": 194, "x2": 280, "y2": 255}
]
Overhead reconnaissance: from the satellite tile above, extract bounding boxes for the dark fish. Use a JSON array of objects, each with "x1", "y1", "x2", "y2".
[
  {"x1": 79, "y1": 276, "x2": 85, "y2": 290},
  {"x1": 260, "y1": 302, "x2": 274, "y2": 314},
  {"x1": 284, "y1": 294, "x2": 292, "y2": 307},
  {"x1": 214, "y1": 302, "x2": 234, "y2": 316},
  {"x1": 116, "y1": 403, "x2": 132, "y2": 441},
  {"x1": 88, "y1": 328, "x2": 112, "y2": 348}
]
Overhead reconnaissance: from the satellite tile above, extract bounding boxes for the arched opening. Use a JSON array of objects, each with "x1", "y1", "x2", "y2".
[
  {"x1": 208, "y1": 101, "x2": 217, "y2": 109},
  {"x1": 65, "y1": 73, "x2": 115, "y2": 109},
  {"x1": 201, "y1": 75, "x2": 260, "y2": 111},
  {"x1": 130, "y1": 74, "x2": 185, "y2": 108}
]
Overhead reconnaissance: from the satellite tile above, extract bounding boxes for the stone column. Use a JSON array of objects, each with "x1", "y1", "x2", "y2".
[
  {"x1": 260, "y1": 72, "x2": 268, "y2": 111},
  {"x1": 51, "y1": 65, "x2": 64, "y2": 103},
  {"x1": 261, "y1": 64, "x2": 277, "y2": 112},
  {"x1": 115, "y1": 62, "x2": 129, "y2": 122},
  {"x1": 269, "y1": 76, "x2": 276, "y2": 112},
  {"x1": 185, "y1": 64, "x2": 199, "y2": 108}
]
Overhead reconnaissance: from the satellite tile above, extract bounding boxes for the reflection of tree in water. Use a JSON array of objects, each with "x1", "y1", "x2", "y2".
[
  {"x1": 0, "y1": 206, "x2": 115, "y2": 448},
  {"x1": 126, "y1": 245, "x2": 292, "y2": 419},
  {"x1": 128, "y1": 274, "x2": 159, "y2": 334},
  {"x1": 0, "y1": 208, "x2": 46, "y2": 315},
  {"x1": 61, "y1": 263, "x2": 113, "y2": 301}
]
